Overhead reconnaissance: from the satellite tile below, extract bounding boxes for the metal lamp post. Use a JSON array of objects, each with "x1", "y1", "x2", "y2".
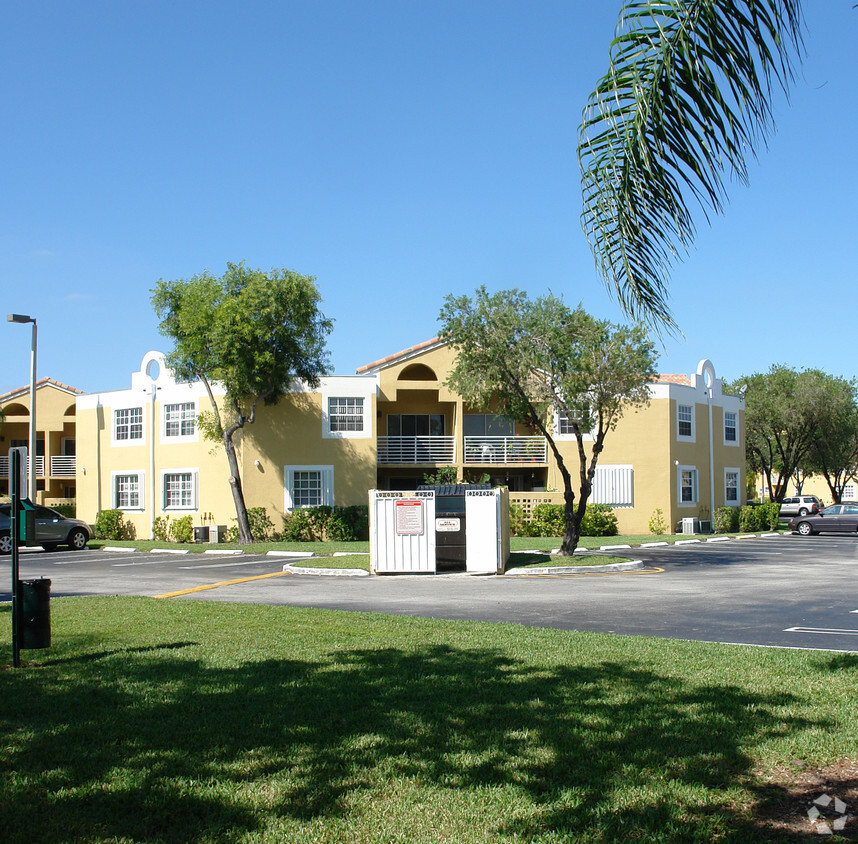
[{"x1": 7, "y1": 313, "x2": 37, "y2": 501}]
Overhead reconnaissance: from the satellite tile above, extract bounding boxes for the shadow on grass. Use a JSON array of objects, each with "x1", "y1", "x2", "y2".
[
  {"x1": 505, "y1": 551, "x2": 554, "y2": 570},
  {"x1": 0, "y1": 636, "x2": 826, "y2": 842},
  {"x1": 38, "y1": 641, "x2": 200, "y2": 666}
]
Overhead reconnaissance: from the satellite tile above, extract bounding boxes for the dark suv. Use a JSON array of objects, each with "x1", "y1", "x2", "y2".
[{"x1": 0, "y1": 504, "x2": 90, "y2": 554}]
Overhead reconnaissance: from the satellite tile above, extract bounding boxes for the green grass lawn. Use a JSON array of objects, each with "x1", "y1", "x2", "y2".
[{"x1": 1, "y1": 598, "x2": 855, "y2": 842}]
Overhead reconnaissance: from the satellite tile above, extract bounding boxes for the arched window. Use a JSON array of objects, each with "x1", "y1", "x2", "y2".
[{"x1": 398, "y1": 363, "x2": 437, "y2": 381}]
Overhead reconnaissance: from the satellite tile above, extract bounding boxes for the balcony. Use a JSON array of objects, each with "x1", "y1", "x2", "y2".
[
  {"x1": 50, "y1": 455, "x2": 76, "y2": 477},
  {"x1": 463, "y1": 436, "x2": 547, "y2": 464},
  {"x1": 378, "y1": 436, "x2": 455, "y2": 464},
  {"x1": 0, "y1": 455, "x2": 46, "y2": 477}
]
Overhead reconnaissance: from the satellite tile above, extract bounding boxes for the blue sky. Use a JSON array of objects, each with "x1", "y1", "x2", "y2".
[{"x1": 2, "y1": 1, "x2": 856, "y2": 396}]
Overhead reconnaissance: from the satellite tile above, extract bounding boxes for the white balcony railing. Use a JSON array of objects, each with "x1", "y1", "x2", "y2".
[
  {"x1": 463, "y1": 436, "x2": 547, "y2": 464},
  {"x1": 0, "y1": 455, "x2": 46, "y2": 477},
  {"x1": 377, "y1": 436, "x2": 455, "y2": 464},
  {"x1": 50, "y1": 455, "x2": 77, "y2": 477}
]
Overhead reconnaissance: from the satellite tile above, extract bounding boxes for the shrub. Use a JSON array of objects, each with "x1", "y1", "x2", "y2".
[
  {"x1": 246, "y1": 507, "x2": 275, "y2": 542},
  {"x1": 580, "y1": 503, "x2": 618, "y2": 537},
  {"x1": 509, "y1": 504, "x2": 534, "y2": 537},
  {"x1": 713, "y1": 507, "x2": 739, "y2": 534},
  {"x1": 53, "y1": 503, "x2": 76, "y2": 518},
  {"x1": 530, "y1": 503, "x2": 566, "y2": 536},
  {"x1": 281, "y1": 505, "x2": 370, "y2": 542},
  {"x1": 759, "y1": 501, "x2": 781, "y2": 531},
  {"x1": 152, "y1": 515, "x2": 171, "y2": 542},
  {"x1": 171, "y1": 515, "x2": 194, "y2": 543},
  {"x1": 328, "y1": 505, "x2": 369, "y2": 541},
  {"x1": 738, "y1": 505, "x2": 761, "y2": 532},
  {"x1": 510, "y1": 502, "x2": 618, "y2": 537},
  {"x1": 93, "y1": 509, "x2": 129, "y2": 541},
  {"x1": 281, "y1": 508, "x2": 317, "y2": 542},
  {"x1": 648, "y1": 508, "x2": 667, "y2": 535},
  {"x1": 423, "y1": 467, "x2": 459, "y2": 485}
]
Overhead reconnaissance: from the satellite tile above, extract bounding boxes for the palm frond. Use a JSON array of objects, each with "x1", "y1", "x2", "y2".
[{"x1": 578, "y1": 0, "x2": 804, "y2": 330}]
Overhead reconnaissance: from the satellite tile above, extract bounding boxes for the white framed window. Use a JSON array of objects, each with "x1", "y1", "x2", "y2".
[
  {"x1": 114, "y1": 407, "x2": 143, "y2": 443},
  {"x1": 677, "y1": 404, "x2": 694, "y2": 440},
  {"x1": 322, "y1": 381, "x2": 373, "y2": 439},
  {"x1": 843, "y1": 483, "x2": 856, "y2": 501},
  {"x1": 591, "y1": 465, "x2": 634, "y2": 507},
  {"x1": 111, "y1": 471, "x2": 144, "y2": 510},
  {"x1": 724, "y1": 411, "x2": 738, "y2": 445},
  {"x1": 556, "y1": 413, "x2": 574, "y2": 436},
  {"x1": 328, "y1": 397, "x2": 364, "y2": 433},
  {"x1": 284, "y1": 465, "x2": 334, "y2": 511},
  {"x1": 162, "y1": 469, "x2": 198, "y2": 510},
  {"x1": 724, "y1": 469, "x2": 740, "y2": 506},
  {"x1": 553, "y1": 406, "x2": 595, "y2": 441},
  {"x1": 163, "y1": 402, "x2": 196, "y2": 439},
  {"x1": 678, "y1": 465, "x2": 698, "y2": 505}
]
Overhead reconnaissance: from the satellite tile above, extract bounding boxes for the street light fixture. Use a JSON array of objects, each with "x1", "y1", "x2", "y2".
[{"x1": 7, "y1": 313, "x2": 37, "y2": 501}]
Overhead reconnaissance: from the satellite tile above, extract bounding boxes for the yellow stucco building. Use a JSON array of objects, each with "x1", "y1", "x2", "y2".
[
  {"x1": 74, "y1": 342, "x2": 745, "y2": 538},
  {"x1": 0, "y1": 378, "x2": 82, "y2": 504}
]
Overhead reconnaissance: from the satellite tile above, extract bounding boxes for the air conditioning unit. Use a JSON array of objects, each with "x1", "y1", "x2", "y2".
[
  {"x1": 681, "y1": 517, "x2": 700, "y2": 535},
  {"x1": 699, "y1": 520, "x2": 712, "y2": 534}
]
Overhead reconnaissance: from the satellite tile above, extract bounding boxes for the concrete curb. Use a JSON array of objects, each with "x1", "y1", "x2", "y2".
[
  {"x1": 506, "y1": 560, "x2": 644, "y2": 576},
  {"x1": 282, "y1": 562, "x2": 371, "y2": 577}
]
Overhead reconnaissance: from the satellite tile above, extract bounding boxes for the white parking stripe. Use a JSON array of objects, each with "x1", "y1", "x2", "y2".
[
  {"x1": 179, "y1": 558, "x2": 273, "y2": 569},
  {"x1": 784, "y1": 627, "x2": 858, "y2": 636}
]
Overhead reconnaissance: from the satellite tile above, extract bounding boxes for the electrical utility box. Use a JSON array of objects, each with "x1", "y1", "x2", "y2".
[{"x1": 370, "y1": 485, "x2": 509, "y2": 575}]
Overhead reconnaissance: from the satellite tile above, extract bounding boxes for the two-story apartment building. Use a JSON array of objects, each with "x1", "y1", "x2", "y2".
[
  {"x1": 0, "y1": 378, "x2": 82, "y2": 504},
  {"x1": 74, "y1": 342, "x2": 745, "y2": 538},
  {"x1": 75, "y1": 351, "x2": 377, "y2": 539},
  {"x1": 357, "y1": 339, "x2": 745, "y2": 533}
]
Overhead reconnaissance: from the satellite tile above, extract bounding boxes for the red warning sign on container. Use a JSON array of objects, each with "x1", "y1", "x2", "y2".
[{"x1": 395, "y1": 499, "x2": 424, "y2": 535}]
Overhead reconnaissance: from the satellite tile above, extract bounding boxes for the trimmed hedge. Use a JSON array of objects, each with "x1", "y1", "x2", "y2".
[
  {"x1": 510, "y1": 502, "x2": 618, "y2": 537},
  {"x1": 281, "y1": 505, "x2": 369, "y2": 542},
  {"x1": 93, "y1": 509, "x2": 132, "y2": 541},
  {"x1": 713, "y1": 506, "x2": 739, "y2": 534}
]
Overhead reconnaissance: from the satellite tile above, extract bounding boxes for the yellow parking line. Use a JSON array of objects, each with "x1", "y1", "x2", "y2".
[{"x1": 155, "y1": 569, "x2": 292, "y2": 598}]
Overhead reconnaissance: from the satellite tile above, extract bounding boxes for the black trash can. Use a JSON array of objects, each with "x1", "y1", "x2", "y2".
[{"x1": 19, "y1": 578, "x2": 51, "y2": 649}]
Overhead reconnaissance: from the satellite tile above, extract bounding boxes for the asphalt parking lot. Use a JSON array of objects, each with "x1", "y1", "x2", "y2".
[{"x1": 2, "y1": 533, "x2": 858, "y2": 652}]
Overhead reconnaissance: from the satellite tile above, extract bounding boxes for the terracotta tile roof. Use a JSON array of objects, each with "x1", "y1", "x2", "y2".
[
  {"x1": 0, "y1": 377, "x2": 84, "y2": 404},
  {"x1": 356, "y1": 337, "x2": 442, "y2": 374},
  {"x1": 655, "y1": 373, "x2": 692, "y2": 386}
]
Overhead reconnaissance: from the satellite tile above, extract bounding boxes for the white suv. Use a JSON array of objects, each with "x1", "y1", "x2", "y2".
[{"x1": 779, "y1": 495, "x2": 822, "y2": 517}]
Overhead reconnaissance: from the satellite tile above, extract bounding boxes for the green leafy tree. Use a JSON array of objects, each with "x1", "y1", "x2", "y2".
[
  {"x1": 733, "y1": 366, "x2": 834, "y2": 503},
  {"x1": 439, "y1": 287, "x2": 657, "y2": 555},
  {"x1": 802, "y1": 377, "x2": 858, "y2": 503},
  {"x1": 151, "y1": 262, "x2": 333, "y2": 543},
  {"x1": 578, "y1": 0, "x2": 804, "y2": 329}
]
